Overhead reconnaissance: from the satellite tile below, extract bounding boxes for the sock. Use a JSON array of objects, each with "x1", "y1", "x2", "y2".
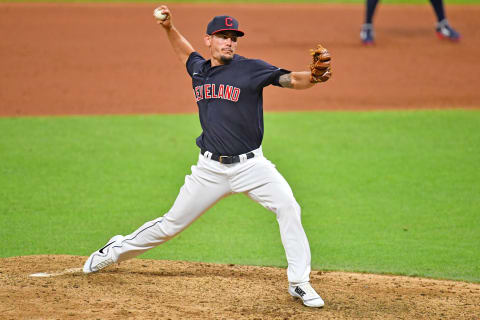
[
  {"x1": 429, "y1": 0, "x2": 446, "y2": 22},
  {"x1": 365, "y1": 0, "x2": 380, "y2": 24}
]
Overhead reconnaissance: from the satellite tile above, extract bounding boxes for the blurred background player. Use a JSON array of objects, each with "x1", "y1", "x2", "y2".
[{"x1": 360, "y1": 0, "x2": 461, "y2": 45}]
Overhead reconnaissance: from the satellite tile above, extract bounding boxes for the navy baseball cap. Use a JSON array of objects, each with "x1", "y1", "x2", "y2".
[{"x1": 206, "y1": 15, "x2": 244, "y2": 37}]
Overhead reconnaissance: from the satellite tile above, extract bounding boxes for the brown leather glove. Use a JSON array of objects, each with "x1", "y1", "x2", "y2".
[{"x1": 309, "y1": 44, "x2": 332, "y2": 83}]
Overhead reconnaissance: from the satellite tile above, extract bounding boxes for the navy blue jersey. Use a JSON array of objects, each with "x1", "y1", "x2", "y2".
[{"x1": 186, "y1": 52, "x2": 290, "y2": 156}]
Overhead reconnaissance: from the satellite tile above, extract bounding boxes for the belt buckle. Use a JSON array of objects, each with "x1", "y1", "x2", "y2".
[{"x1": 219, "y1": 155, "x2": 229, "y2": 164}]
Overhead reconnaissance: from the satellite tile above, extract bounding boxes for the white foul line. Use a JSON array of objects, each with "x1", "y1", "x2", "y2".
[{"x1": 29, "y1": 268, "x2": 83, "y2": 278}]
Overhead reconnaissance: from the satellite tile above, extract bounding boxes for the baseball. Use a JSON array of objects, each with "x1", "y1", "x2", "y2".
[{"x1": 153, "y1": 8, "x2": 167, "y2": 21}]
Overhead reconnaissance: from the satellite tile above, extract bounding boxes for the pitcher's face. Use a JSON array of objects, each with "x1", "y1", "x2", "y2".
[{"x1": 205, "y1": 31, "x2": 239, "y2": 66}]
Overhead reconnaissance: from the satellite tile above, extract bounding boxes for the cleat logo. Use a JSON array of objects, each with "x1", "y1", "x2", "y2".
[
  {"x1": 295, "y1": 286, "x2": 306, "y2": 297},
  {"x1": 99, "y1": 241, "x2": 115, "y2": 254}
]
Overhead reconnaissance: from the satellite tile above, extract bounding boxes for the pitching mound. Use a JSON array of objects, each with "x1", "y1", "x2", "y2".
[{"x1": 1, "y1": 255, "x2": 479, "y2": 319}]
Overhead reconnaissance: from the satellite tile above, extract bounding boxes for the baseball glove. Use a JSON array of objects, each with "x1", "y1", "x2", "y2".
[{"x1": 309, "y1": 44, "x2": 332, "y2": 83}]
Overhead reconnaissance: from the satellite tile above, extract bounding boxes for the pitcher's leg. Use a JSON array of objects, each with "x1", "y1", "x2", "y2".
[
  {"x1": 241, "y1": 158, "x2": 312, "y2": 284},
  {"x1": 113, "y1": 163, "x2": 229, "y2": 262}
]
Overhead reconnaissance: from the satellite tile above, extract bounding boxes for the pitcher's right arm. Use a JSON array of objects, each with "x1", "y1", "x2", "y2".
[{"x1": 155, "y1": 5, "x2": 195, "y2": 64}]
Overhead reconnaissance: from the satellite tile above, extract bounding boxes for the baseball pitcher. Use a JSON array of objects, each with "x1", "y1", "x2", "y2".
[{"x1": 83, "y1": 5, "x2": 332, "y2": 308}]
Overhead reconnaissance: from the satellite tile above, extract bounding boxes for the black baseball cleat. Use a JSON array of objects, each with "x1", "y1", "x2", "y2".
[
  {"x1": 83, "y1": 235, "x2": 123, "y2": 274},
  {"x1": 288, "y1": 282, "x2": 325, "y2": 308}
]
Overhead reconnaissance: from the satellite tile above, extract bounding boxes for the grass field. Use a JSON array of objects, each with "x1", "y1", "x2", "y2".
[{"x1": 1, "y1": 110, "x2": 479, "y2": 282}]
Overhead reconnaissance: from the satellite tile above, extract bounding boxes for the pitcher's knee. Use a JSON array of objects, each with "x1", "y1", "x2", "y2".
[{"x1": 276, "y1": 200, "x2": 302, "y2": 221}]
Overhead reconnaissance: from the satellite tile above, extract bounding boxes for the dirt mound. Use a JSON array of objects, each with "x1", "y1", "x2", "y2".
[{"x1": 1, "y1": 255, "x2": 479, "y2": 319}]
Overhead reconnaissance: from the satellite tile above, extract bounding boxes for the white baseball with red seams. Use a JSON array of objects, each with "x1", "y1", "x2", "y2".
[{"x1": 153, "y1": 8, "x2": 167, "y2": 21}]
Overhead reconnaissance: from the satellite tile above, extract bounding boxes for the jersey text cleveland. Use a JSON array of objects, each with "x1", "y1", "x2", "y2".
[{"x1": 194, "y1": 84, "x2": 241, "y2": 102}]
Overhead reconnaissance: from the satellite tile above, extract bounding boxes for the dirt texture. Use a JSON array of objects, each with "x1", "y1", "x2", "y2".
[
  {"x1": 1, "y1": 255, "x2": 479, "y2": 320},
  {"x1": 1, "y1": 3, "x2": 480, "y2": 116}
]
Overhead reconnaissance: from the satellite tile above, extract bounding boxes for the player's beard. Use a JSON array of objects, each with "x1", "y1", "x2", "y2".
[{"x1": 220, "y1": 55, "x2": 233, "y2": 64}]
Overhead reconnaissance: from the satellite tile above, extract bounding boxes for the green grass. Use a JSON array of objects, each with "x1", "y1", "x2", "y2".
[
  {"x1": 1, "y1": 0, "x2": 479, "y2": 5},
  {"x1": 1, "y1": 110, "x2": 479, "y2": 282}
]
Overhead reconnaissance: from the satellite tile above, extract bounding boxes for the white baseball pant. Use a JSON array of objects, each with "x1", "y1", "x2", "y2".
[{"x1": 109, "y1": 146, "x2": 312, "y2": 284}]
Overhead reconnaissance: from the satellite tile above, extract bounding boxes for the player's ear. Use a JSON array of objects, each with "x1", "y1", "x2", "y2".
[{"x1": 204, "y1": 34, "x2": 212, "y2": 47}]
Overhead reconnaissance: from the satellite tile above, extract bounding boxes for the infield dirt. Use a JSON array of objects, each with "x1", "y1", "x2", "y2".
[
  {"x1": 1, "y1": 3, "x2": 480, "y2": 116},
  {"x1": 1, "y1": 255, "x2": 480, "y2": 319},
  {"x1": 1, "y1": 3, "x2": 480, "y2": 319}
]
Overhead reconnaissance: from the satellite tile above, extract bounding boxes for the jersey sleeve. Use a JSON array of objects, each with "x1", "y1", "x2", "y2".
[
  {"x1": 249, "y1": 59, "x2": 291, "y2": 88},
  {"x1": 186, "y1": 52, "x2": 206, "y2": 77}
]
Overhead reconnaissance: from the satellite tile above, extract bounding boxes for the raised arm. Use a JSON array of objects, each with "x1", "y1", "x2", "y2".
[
  {"x1": 154, "y1": 5, "x2": 195, "y2": 65},
  {"x1": 279, "y1": 44, "x2": 332, "y2": 90}
]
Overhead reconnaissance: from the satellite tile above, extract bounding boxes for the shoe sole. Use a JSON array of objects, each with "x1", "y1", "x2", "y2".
[
  {"x1": 436, "y1": 32, "x2": 460, "y2": 42},
  {"x1": 361, "y1": 39, "x2": 375, "y2": 46}
]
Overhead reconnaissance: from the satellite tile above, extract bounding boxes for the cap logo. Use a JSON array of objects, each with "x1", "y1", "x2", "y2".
[{"x1": 206, "y1": 15, "x2": 244, "y2": 37}]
